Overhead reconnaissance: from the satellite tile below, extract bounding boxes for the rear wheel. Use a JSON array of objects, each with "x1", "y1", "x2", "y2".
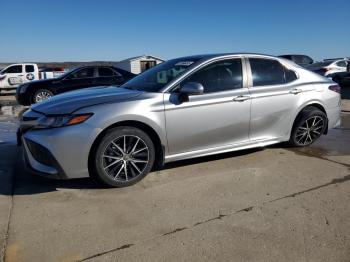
[
  {"x1": 91, "y1": 126, "x2": 155, "y2": 187},
  {"x1": 33, "y1": 89, "x2": 53, "y2": 103},
  {"x1": 289, "y1": 107, "x2": 327, "y2": 147}
]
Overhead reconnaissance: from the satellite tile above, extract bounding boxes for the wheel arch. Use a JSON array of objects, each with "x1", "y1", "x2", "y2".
[
  {"x1": 291, "y1": 102, "x2": 328, "y2": 136},
  {"x1": 88, "y1": 120, "x2": 166, "y2": 174},
  {"x1": 30, "y1": 86, "x2": 55, "y2": 104}
]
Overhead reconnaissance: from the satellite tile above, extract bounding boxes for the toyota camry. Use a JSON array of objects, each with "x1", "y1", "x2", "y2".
[{"x1": 18, "y1": 53, "x2": 341, "y2": 187}]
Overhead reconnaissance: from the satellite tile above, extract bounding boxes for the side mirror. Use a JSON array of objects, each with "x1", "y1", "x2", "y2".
[{"x1": 180, "y1": 82, "x2": 204, "y2": 95}]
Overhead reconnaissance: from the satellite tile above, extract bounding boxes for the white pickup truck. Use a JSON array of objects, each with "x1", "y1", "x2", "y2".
[
  {"x1": 0, "y1": 63, "x2": 64, "y2": 92},
  {"x1": 0, "y1": 63, "x2": 39, "y2": 92}
]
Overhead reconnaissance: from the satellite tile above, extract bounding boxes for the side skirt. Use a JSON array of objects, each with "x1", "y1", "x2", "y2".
[{"x1": 164, "y1": 138, "x2": 286, "y2": 163}]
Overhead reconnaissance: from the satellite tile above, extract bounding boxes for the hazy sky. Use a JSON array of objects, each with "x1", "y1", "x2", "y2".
[{"x1": 1, "y1": 0, "x2": 349, "y2": 62}]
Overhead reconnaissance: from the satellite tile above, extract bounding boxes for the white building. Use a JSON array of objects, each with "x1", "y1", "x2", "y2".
[{"x1": 115, "y1": 55, "x2": 164, "y2": 74}]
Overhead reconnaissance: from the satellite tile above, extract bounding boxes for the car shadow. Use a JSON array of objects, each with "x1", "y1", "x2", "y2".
[{"x1": 1, "y1": 146, "x2": 264, "y2": 196}]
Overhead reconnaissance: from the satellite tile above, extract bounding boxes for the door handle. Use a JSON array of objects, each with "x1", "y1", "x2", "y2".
[
  {"x1": 289, "y1": 88, "x2": 302, "y2": 94},
  {"x1": 233, "y1": 95, "x2": 250, "y2": 102}
]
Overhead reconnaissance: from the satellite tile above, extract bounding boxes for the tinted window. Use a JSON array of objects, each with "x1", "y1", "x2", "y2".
[
  {"x1": 279, "y1": 55, "x2": 292, "y2": 60},
  {"x1": 285, "y1": 68, "x2": 297, "y2": 82},
  {"x1": 98, "y1": 67, "x2": 120, "y2": 77},
  {"x1": 4, "y1": 65, "x2": 22, "y2": 74},
  {"x1": 25, "y1": 65, "x2": 35, "y2": 73},
  {"x1": 336, "y1": 61, "x2": 346, "y2": 67},
  {"x1": 292, "y1": 55, "x2": 313, "y2": 65},
  {"x1": 183, "y1": 59, "x2": 243, "y2": 93},
  {"x1": 250, "y1": 58, "x2": 285, "y2": 86},
  {"x1": 70, "y1": 68, "x2": 94, "y2": 79}
]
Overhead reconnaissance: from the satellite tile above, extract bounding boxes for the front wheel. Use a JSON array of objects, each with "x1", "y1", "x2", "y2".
[
  {"x1": 33, "y1": 89, "x2": 53, "y2": 103},
  {"x1": 91, "y1": 126, "x2": 155, "y2": 187},
  {"x1": 289, "y1": 107, "x2": 327, "y2": 147}
]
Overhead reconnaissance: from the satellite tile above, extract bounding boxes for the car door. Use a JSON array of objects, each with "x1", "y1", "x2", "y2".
[
  {"x1": 246, "y1": 57, "x2": 301, "y2": 141},
  {"x1": 59, "y1": 67, "x2": 97, "y2": 93},
  {"x1": 96, "y1": 67, "x2": 124, "y2": 86},
  {"x1": 1, "y1": 65, "x2": 25, "y2": 88},
  {"x1": 24, "y1": 65, "x2": 37, "y2": 82},
  {"x1": 164, "y1": 58, "x2": 251, "y2": 156}
]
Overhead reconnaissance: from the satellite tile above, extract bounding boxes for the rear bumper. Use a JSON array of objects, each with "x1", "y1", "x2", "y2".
[{"x1": 327, "y1": 106, "x2": 341, "y2": 129}]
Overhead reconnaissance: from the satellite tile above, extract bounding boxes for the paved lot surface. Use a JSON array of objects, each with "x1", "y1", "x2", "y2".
[{"x1": 0, "y1": 97, "x2": 350, "y2": 262}]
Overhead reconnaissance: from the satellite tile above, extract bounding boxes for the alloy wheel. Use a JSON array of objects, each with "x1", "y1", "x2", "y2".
[
  {"x1": 35, "y1": 91, "x2": 52, "y2": 103},
  {"x1": 295, "y1": 116, "x2": 324, "y2": 145},
  {"x1": 102, "y1": 135, "x2": 149, "y2": 182}
]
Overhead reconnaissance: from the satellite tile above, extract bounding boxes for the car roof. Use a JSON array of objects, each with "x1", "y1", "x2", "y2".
[
  {"x1": 279, "y1": 54, "x2": 311, "y2": 57},
  {"x1": 173, "y1": 53, "x2": 281, "y2": 61}
]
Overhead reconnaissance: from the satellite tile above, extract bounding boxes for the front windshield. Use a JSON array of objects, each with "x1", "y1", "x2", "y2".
[{"x1": 121, "y1": 58, "x2": 201, "y2": 92}]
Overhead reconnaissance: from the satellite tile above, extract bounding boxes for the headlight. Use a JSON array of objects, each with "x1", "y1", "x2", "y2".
[
  {"x1": 35, "y1": 113, "x2": 93, "y2": 129},
  {"x1": 19, "y1": 83, "x2": 29, "y2": 94}
]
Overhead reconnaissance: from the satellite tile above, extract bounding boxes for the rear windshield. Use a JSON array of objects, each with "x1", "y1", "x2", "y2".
[{"x1": 292, "y1": 55, "x2": 313, "y2": 65}]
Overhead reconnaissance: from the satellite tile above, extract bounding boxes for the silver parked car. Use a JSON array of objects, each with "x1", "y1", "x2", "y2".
[{"x1": 19, "y1": 53, "x2": 341, "y2": 187}]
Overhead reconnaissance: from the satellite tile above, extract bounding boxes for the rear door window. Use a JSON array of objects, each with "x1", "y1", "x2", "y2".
[
  {"x1": 249, "y1": 58, "x2": 297, "y2": 86},
  {"x1": 25, "y1": 65, "x2": 35, "y2": 73},
  {"x1": 98, "y1": 67, "x2": 120, "y2": 77},
  {"x1": 284, "y1": 68, "x2": 297, "y2": 83}
]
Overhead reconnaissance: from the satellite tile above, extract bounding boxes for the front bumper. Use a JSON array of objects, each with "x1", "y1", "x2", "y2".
[
  {"x1": 20, "y1": 123, "x2": 101, "y2": 179},
  {"x1": 22, "y1": 137, "x2": 67, "y2": 179}
]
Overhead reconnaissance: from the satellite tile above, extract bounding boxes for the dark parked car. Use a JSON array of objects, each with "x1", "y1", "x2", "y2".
[
  {"x1": 16, "y1": 66, "x2": 135, "y2": 105},
  {"x1": 332, "y1": 72, "x2": 350, "y2": 87},
  {"x1": 278, "y1": 54, "x2": 314, "y2": 67}
]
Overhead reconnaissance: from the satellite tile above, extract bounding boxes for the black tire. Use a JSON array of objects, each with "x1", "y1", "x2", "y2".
[
  {"x1": 289, "y1": 106, "x2": 327, "y2": 147},
  {"x1": 32, "y1": 89, "x2": 53, "y2": 104},
  {"x1": 91, "y1": 126, "x2": 155, "y2": 187}
]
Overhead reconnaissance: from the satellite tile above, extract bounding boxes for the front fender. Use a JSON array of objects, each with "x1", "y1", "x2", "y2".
[{"x1": 75, "y1": 100, "x2": 167, "y2": 149}]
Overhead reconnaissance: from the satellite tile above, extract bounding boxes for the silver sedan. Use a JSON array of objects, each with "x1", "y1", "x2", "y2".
[{"x1": 19, "y1": 53, "x2": 341, "y2": 187}]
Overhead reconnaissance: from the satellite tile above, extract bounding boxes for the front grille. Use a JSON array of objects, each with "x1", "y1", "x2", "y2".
[{"x1": 26, "y1": 139, "x2": 55, "y2": 167}]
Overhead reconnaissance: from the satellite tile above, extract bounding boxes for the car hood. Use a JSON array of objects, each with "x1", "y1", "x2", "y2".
[
  {"x1": 24, "y1": 78, "x2": 56, "y2": 85},
  {"x1": 31, "y1": 86, "x2": 142, "y2": 115}
]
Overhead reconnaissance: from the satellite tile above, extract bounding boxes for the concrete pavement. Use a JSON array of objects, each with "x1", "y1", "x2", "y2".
[
  {"x1": 0, "y1": 101, "x2": 349, "y2": 262},
  {"x1": 0, "y1": 145, "x2": 18, "y2": 262}
]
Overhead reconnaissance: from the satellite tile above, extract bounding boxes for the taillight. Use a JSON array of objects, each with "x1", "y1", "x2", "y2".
[{"x1": 329, "y1": 84, "x2": 341, "y2": 93}]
